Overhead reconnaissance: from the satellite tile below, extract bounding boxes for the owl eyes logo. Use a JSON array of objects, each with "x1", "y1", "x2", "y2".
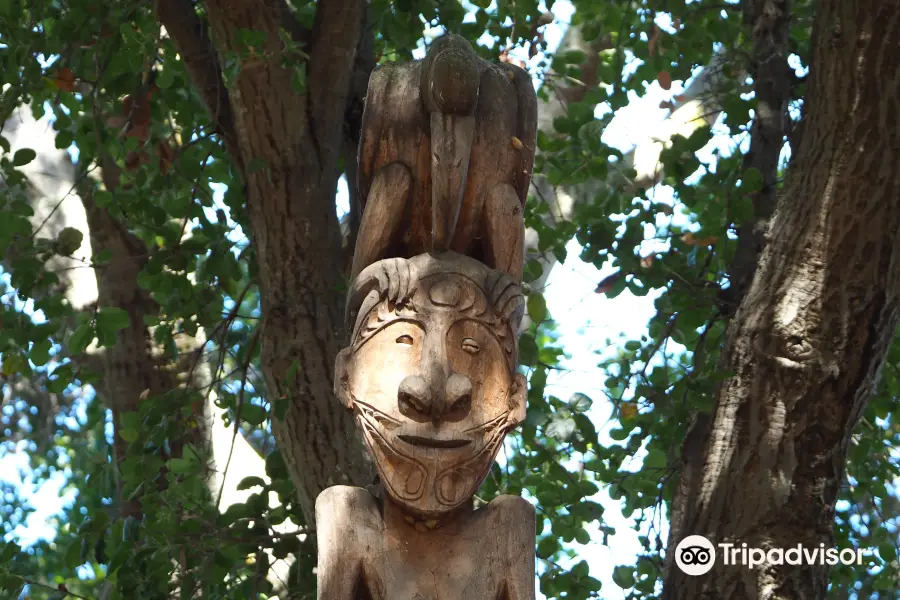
[
  {"x1": 675, "y1": 535, "x2": 716, "y2": 576},
  {"x1": 680, "y1": 546, "x2": 712, "y2": 565}
]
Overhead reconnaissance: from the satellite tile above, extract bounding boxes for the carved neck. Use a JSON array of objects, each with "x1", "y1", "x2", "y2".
[{"x1": 382, "y1": 493, "x2": 474, "y2": 533}]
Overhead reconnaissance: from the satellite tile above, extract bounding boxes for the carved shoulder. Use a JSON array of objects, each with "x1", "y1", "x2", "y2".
[
  {"x1": 485, "y1": 494, "x2": 535, "y2": 523},
  {"x1": 316, "y1": 486, "x2": 383, "y2": 600},
  {"x1": 316, "y1": 485, "x2": 382, "y2": 530},
  {"x1": 483, "y1": 495, "x2": 536, "y2": 600}
]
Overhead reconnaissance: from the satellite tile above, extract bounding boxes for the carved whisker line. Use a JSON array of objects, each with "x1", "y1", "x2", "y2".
[
  {"x1": 350, "y1": 397, "x2": 403, "y2": 429},
  {"x1": 462, "y1": 410, "x2": 509, "y2": 435}
]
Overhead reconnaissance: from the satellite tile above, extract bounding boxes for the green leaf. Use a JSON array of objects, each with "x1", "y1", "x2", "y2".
[
  {"x1": 1, "y1": 354, "x2": 25, "y2": 377},
  {"x1": 241, "y1": 403, "x2": 268, "y2": 426},
  {"x1": 527, "y1": 293, "x2": 548, "y2": 324},
  {"x1": 120, "y1": 411, "x2": 141, "y2": 430},
  {"x1": 879, "y1": 542, "x2": 897, "y2": 562},
  {"x1": 741, "y1": 167, "x2": 763, "y2": 193},
  {"x1": 575, "y1": 528, "x2": 591, "y2": 544},
  {"x1": 523, "y1": 259, "x2": 544, "y2": 283},
  {"x1": 68, "y1": 323, "x2": 95, "y2": 354},
  {"x1": 156, "y1": 67, "x2": 175, "y2": 88},
  {"x1": 48, "y1": 364, "x2": 74, "y2": 393},
  {"x1": 612, "y1": 565, "x2": 635, "y2": 589},
  {"x1": 273, "y1": 396, "x2": 290, "y2": 421},
  {"x1": 107, "y1": 548, "x2": 129, "y2": 574},
  {"x1": 568, "y1": 393, "x2": 592, "y2": 412},
  {"x1": 291, "y1": 63, "x2": 307, "y2": 93},
  {"x1": 609, "y1": 428, "x2": 629, "y2": 441},
  {"x1": 94, "y1": 190, "x2": 113, "y2": 208},
  {"x1": 265, "y1": 450, "x2": 288, "y2": 480},
  {"x1": 57, "y1": 227, "x2": 83, "y2": 255},
  {"x1": 537, "y1": 536, "x2": 559, "y2": 558},
  {"x1": 55, "y1": 130, "x2": 74, "y2": 149},
  {"x1": 0, "y1": 541, "x2": 20, "y2": 562},
  {"x1": 237, "y1": 476, "x2": 267, "y2": 491},
  {"x1": 119, "y1": 428, "x2": 139, "y2": 443},
  {"x1": 92, "y1": 511, "x2": 110, "y2": 532},
  {"x1": 519, "y1": 333, "x2": 538, "y2": 367},
  {"x1": 13, "y1": 148, "x2": 36, "y2": 166},
  {"x1": 65, "y1": 539, "x2": 83, "y2": 569},
  {"x1": 168, "y1": 457, "x2": 192, "y2": 475},
  {"x1": 97, "y1": 307, "x2": 131, "y2": 337},
  {"x1": 0, "y1": 574, "x2": 25, "y2": 594},
  {"x1": 644, "y1": 449, "x2": 667, "y2": 469},
  {"x1": 30, "y1": 339, "x2": 52, "y2": 366},
  {"x1": 94, "y1": 249, "x2": 114, "y2": 264}
]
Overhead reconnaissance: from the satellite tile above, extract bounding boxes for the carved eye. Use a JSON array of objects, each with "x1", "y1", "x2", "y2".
[
  {"x1": 461, "y1": 338, "x2": 480, "y2": 354},
  {"x1": 396, "y1": 334, "x2": 414, "y2": 346}
]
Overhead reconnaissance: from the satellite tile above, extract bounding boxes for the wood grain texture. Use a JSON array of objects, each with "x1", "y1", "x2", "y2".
[
  {"x1": 317, "y1": 486, "x2": 535, "y2": 600},
  {"x1": 337, "y1": 253, "x2": 526, "y2": 519},
  {"x1": 322, "y1": 253, "x2": 534, "y2": 599},
  {"x1": 354, "y1": 35, "x2": 536, "y2": 281},
  {"x1": 664, "y1": 2, "x2": 900, "y2": 598},
  {"x1": 321, "y1": 35, "x2": 537, "y2": 600}
]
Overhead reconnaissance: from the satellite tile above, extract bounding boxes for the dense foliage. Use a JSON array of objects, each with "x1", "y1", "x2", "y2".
[{"x1": 0, "y1": 0, "x2": 897, "y2": 599}]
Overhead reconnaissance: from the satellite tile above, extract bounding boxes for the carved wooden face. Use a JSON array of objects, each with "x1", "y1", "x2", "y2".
[{"x1": 336, "y1": 266, "x2": 526, "y2": 519}]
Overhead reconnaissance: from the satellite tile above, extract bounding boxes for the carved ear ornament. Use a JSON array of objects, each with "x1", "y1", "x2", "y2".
[{"x1": 484, "y1": 269, "x2": 525, "y2": 332}]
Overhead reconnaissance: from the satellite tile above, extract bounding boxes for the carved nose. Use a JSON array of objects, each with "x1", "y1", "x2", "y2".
[
  {"x1": 398, "y1": 373, "x2": 472, "y2": 423},
  {"x1": 443, "y1": 373, "x2": 472, "y2": 422},
  {"x1": 398, "y1": 375, "x2": 432, "y2": 422}
]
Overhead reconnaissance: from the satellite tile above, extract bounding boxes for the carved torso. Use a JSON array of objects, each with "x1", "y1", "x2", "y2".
[{"x1": 317, "y1": 488, "x2": 535, "y2": 600}]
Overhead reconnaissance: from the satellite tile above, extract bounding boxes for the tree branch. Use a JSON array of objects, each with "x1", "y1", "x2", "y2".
[
  {"x1": 308, "y1": 0, "x2": 365, "y2": 171},
  {"x1": 277, "y1": 0, "x2": 310, "y2": 48},
  {"x1": 340, "y1": 5, "x2": 374, "y2": 270},
  {"x1": 719, "y1": 0, "x2": 794, "y2": 314},
  {"x1": 156, "y1": 0, "x2": 243, "y2": 170}
]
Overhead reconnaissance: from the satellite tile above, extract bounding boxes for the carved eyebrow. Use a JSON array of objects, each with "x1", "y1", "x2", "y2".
[{"x1": 353, "y1": 315, "x2": 425, "y2": 349}]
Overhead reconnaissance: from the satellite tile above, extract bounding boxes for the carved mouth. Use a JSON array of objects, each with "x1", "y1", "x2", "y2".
[{"x1": 398, "y1": 435, "x2": 472, "y2": 449}]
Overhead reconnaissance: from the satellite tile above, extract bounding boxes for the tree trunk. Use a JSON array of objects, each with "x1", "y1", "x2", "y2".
[
  {"x1": 664, "y1": 2, "x2": 900, "y2": 598},
  {"x1": 199, "y1": 0, "x2": 375, "y2": 522}
]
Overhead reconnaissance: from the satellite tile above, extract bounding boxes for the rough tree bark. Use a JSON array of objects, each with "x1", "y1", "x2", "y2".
[
  {"x1": 665, "y1": 2, "x2": 900, "y2": 598},
  {"x1": 189, "y1": 0, "x2": 376, "y2": 522}
]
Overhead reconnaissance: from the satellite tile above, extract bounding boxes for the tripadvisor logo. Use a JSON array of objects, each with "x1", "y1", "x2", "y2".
[
  {"x1": 674, "y1": 535, "x2": 869, "y2": 576},
  {"x1": 675, "y1": 535, "x2": 716, "y2": 576}
]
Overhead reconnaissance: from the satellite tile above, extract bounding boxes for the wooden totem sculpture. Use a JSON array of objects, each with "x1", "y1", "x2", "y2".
[{"x1": 316, "y1": 35, "x2": 537, "y2": 600}]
